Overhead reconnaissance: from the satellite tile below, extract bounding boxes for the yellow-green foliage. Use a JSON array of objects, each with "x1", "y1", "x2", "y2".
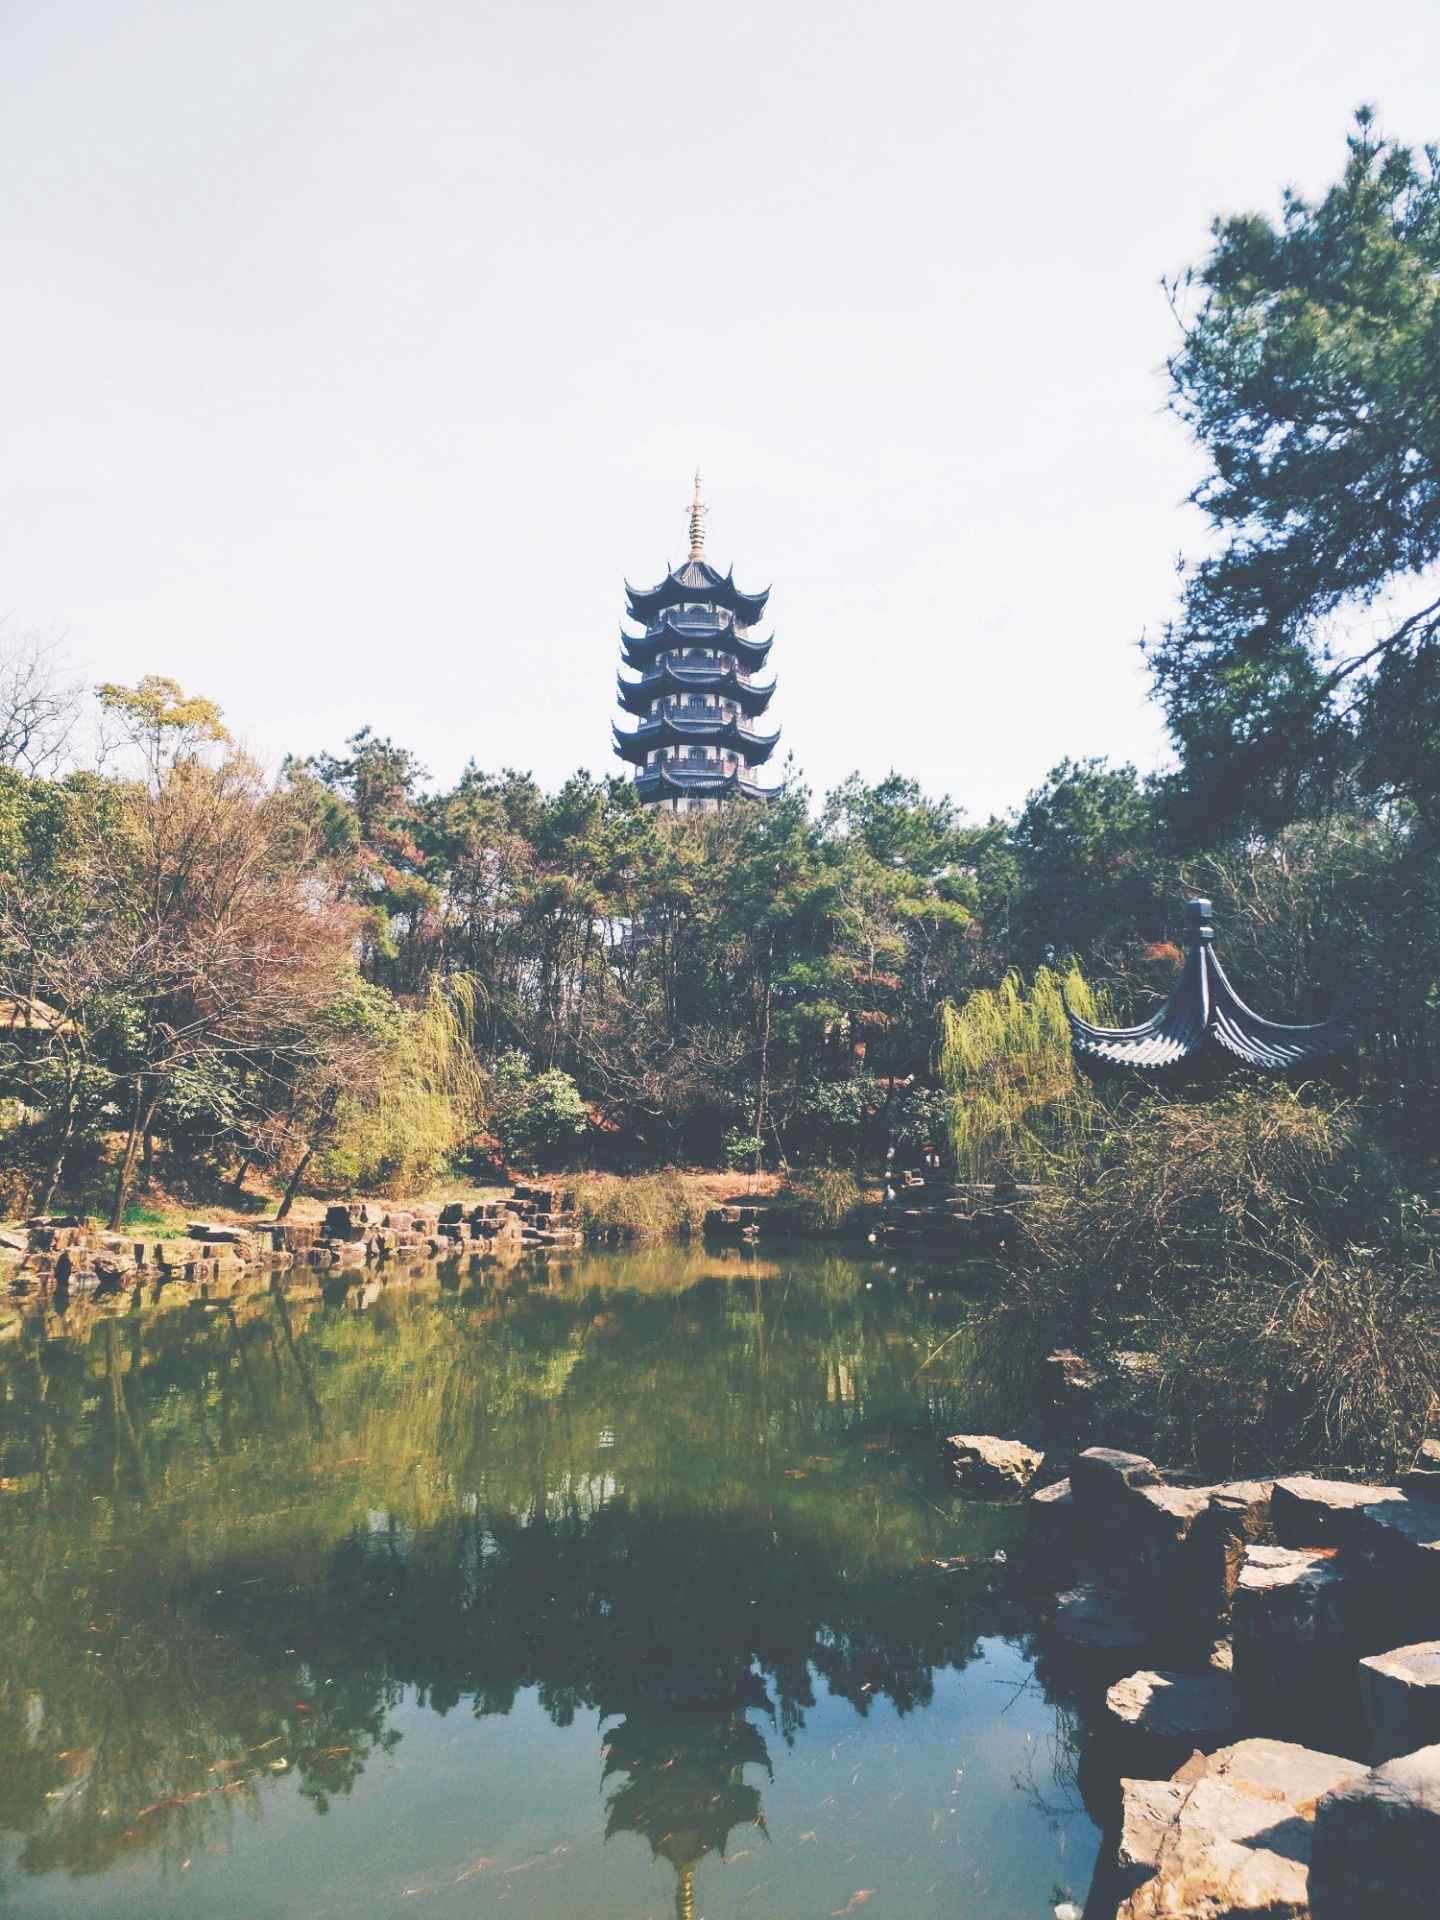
[
  {"x1": 574, "y1": 1171, "x2": 712, "y2": 1241},
  {"x1": 783, "y1": 1167, "x2": 863, "y2": 1231},
  {"x1": 939, "y1": 964, "x2": 1110, "y2": 1184},
  {"x1": 320, "y1": 976, "x2": 486, "y2": 1195}
]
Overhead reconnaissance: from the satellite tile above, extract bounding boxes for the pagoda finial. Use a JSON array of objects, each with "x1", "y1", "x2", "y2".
[{"x1": 688, "y1": 470, "x2": 706, "y2": 561}]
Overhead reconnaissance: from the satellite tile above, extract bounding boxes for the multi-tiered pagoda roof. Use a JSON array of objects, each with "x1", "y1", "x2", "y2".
[{"x1": 614, "y1": 476, "x2": 781, "y2": 810}]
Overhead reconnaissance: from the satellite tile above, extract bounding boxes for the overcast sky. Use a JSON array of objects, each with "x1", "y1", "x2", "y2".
[{"x1": 4, "y1": 1, "x2": 1438, "y2": 820}]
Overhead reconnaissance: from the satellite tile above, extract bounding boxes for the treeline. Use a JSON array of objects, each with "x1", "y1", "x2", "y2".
[
  {"x1": 4, "y1": 110, "x2": 1440, "y2": 1231},
  {"x1": 3, "y1": 648, "x2": 1435, "y2": 1223}
]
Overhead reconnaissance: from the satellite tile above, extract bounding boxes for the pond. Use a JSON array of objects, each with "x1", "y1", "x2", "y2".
[{"x1": 0, "y1": 1245, "x2": 1098, "y2": 1920}]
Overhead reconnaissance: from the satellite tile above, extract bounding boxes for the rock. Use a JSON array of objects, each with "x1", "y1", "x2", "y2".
[
  {"x1": 1044, "y1": 1347, "x2": 1099, "y2": 1402},
  {"x1": 1051, "y1": 1582, "x2": 1143, "y2": 1650},
  {"x1": 1112, "y1": 1738, "x2": 1364, "y2": 1919},
  {"x1": 1272, "y1": 1475, "x2": 1401, "y2": 1546},
  {"x1": 322, "y1": 1204, "x2": 369, "y2": 1242},
  {"x1": 1070, "y1": 1446, "x2": 1164, "y2": 1526},
  {"x1": 1206, "y1": 1480, "x2": 1275, "y2": 1542},
  {"x1": 1234, "y1": 1545, "x2": 1347, "y2": 1648},
  {"x1": 1359, "y1": 1643, "x2": 1440, "y2": 1762},
  {"x1": 945, "y1": 1433, "x2": 1045, "y2": 1498},
  {"x1": 1131, "y1": 1482, "x2": 1215, "y2": 1548},
  {"x1": 1309, "y1": 1743, "x2": 1440, "y2": 1917},
  {"x1": 1105, "y1": 1668, "x2": 1236, "y2": 1745},
  {"x1": 1355, "y1": 1496, "x2": 1440, "y2": 1572},
  {"x1": 1030, "y1": 1476, "x2": 1073, "y2": 1511},
  {"x1": 187, "y1": 1222, "x2": 253, "y2": 1247}
]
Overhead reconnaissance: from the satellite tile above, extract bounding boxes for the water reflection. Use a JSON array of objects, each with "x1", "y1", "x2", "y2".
[{"x1": 0, "y1": 1246, "x2": 1087, "y2": 1916}]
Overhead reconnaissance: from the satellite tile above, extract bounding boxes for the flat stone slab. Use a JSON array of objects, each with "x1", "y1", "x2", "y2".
[
  {"x1": 1272, "y1": 1474, "x2": 1401, "y2": 1545},
  {"x1": 1131, "y1": 1483, "x2": 1214, "y2": 1546},
  {"x1": 1106, "y1": 1667, "x2": 1236, "y2": 1744},
  {"x1": 1355, "y1": 1497, "x2": 1440, "y2": 1568},
  {"x1": 1310, "y1": 1742, "x2": 1440, "y2": 1917},
  {"x1": 1359, "y1": 1642, "x2": 1440, "y2": 1762},
  {"x1": 1071, "y1": 1447, "x2": 1164, "y2": 1514},
  {"x1": 1029, "y1": 1476, "x2": 1073, "y2": 1518},
  {"x1": 945, "y1": 1433, "x2": 1045, "y2": 1498},
  {"x1": 1234, "y1": 1545, "x2": 1347, "y2": 1646},
  {"x1": 1051, "y1": 1582, "x2": 1143, "y2": 1650},
  {"x1": 1206, "y1": 1480, "x2": 1275, "y2": 1540},
  {"x1": 1114, "y1": 1737, "x2": 1362, "y2": 1919}
]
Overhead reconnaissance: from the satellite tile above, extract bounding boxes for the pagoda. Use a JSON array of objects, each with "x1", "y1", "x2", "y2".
[{"x1": 614, "y1": 475, "x2": 781, "y2": 809}]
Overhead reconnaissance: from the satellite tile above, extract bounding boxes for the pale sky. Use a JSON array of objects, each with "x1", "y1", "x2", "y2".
[{"x1": 4, "y1": 1, "x2": 1438, "y2": 820}]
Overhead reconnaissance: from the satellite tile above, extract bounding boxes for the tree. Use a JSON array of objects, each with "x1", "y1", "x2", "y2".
[
  {"x1": 1150, "y1": 110, "x2": 1440, "y2": 833},
  {"x1": 0, "y1": 634, "x2": 81, "y2": 776},
  {"x1": 1003, "y1": 758, "x2": 1166, "y2": 972},
  {"x1": 93, "y1": 680, "x2": 356, "y2": 1226}
]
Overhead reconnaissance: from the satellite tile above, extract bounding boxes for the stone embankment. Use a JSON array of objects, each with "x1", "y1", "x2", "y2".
[
  {"x1": 1, "y1": 1182, "x2": 581, "y2": 1300},
  {"x1": 950, "y1": 1431, "x2": 1440, "y2": 1916},
  {"x1": 872, "y1": 1178, "x2": 1038, "y2": 1252}
]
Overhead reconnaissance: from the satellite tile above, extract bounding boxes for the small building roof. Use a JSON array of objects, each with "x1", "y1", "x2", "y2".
[{"x1": 1066, "y1": 900, "x2": 1352, "y2": 1075}]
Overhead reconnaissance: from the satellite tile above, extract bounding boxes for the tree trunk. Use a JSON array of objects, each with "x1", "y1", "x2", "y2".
[
  {"x1": 109, "y1": 1080, "x2": 160, "y2": 1230},
  {"x1": 275, "y1": 1144, "x2": 316, "y2": 1221},
  {"x1": 37, "y1": 1078, "x2": 77, "y2": 1215},
  {"x1": 752, "y1": 937, "x2": 775, "y2": 1178}
]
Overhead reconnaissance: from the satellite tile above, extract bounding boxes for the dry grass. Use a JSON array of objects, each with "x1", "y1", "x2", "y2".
[
  {"x1": 1014, "y1": 1087, "x2": 1440, "y2": 1473},
  {"x1": 573, "y1": 1168, "x2": 782, "y2": 1241}
]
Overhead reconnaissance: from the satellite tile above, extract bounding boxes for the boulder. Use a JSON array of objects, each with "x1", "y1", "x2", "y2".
[
  {"x1": 1070, "y1": 1447, "x2": 1164, "y2": 1527},
  {"x1": 945, "y1": 1434, "x2": 1045, "y2": 1498},
  {"x1": 1359, "y1": 1642, "x2": 1440, "y2": 1762},
  {"x1": 1112, "y1": 1738, "x2": 1364, "y2": 1919},
  {"x1": 1105, "y1": 1668, "x2": 1236, "y2": 1746},
  {"x1": 322, "y1": 1204, "x2": 368, "y2": 1242},
  {"x1": 1272, "y1": 1475, "x2": 1400, "y2": 1546},
  {"x1": 1030, "y1": 1476, "x2": 1074, "y2": 1517},
  {"x1": 1234, "y1": 1545, "x2": 1347, "y2": 1649},
  {"x1": 1309, "y1": 1742, "x2": 1440, "y2": 1918},
  {"x1": 1045, "y1": 1347, "x2": 1099, "y2": 1395},
  {"x1": 187, "y1": 1222, "x2": 253, "y2": 1248},
  {"x1": 1354, "y1": 1497, "x2": 1440, "y2": 1573}
]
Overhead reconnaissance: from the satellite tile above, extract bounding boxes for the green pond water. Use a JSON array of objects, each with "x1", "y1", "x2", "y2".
[{"x1": 0, "y1": 1245, "x2": 1098, "y2": 1919}]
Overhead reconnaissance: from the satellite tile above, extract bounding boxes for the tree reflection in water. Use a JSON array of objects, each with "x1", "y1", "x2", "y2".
[{"x1": 0, "y1": 1245, "x2": 1050, "y2": 1906}]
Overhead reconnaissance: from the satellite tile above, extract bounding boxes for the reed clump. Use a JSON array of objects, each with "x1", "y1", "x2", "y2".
[
  {"x1": 1015, "y1": 1087, "x2": 1440, "y2": 1473},
  {"x1": 782, "y1": 1167, "x2": 864, "y2": 1232},
  {"x1": 574, "y1": 1171, "x2": 713, "y2": 1242}
]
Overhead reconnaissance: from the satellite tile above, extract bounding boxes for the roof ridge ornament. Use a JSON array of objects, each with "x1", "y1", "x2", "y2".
[
  {"x1": 1065, "y1": 898, "x2": 1353, "y2": 1077},
  {"x1": 688, "y1": 470, "x2": 706, "y2": 561}
]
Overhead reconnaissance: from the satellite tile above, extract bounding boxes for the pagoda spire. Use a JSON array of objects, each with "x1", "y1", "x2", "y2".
[{"x1": 688, "y1": 471, "x2": 706, "y2": 561}]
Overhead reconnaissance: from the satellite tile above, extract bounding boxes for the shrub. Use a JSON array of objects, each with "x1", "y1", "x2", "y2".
[
  {"x1": 1015, "y1": 1088, "x2": 1440, "y2": 1473},
  {"x1": 490, "y1": 1052, "x2": 588, "y2": 1169},
  {"x1": 783, "y1": 1167, "x2": 863, "y2": 1232},
  {"x1": 721, "y1": 1127, "x2": 762, "y2": 1171}
]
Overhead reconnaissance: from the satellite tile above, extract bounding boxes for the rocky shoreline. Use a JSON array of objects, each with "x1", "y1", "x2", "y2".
[
  {"x1": 949, "y1": 1430, "x2": 1440, "y2": 1916},
  {"x1": 0, "y1": 1182, "x2": 582, "y2": 1304}
]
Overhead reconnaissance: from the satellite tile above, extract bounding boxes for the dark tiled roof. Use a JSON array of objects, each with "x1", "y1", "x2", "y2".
[{"x1": 1067, "y1": 901, "x2": 1352, "y2": 1075}]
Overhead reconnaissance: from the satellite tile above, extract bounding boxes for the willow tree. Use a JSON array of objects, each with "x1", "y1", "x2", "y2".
[
  {"x1": 938, "y1": 965, "x2": 1110, "y2": 1184},
  {"x1": 299, "y1": 973, "x2": 487, "y2": 1203}
]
